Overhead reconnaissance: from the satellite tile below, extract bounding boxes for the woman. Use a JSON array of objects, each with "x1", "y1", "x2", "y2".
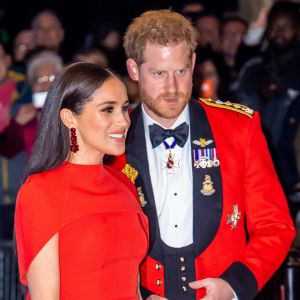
[{"x1": 14, "y1": 62, "x2": 148, "y2": 300}]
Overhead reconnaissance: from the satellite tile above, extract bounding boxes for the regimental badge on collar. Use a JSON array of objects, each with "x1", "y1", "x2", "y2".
[
  {"x1": 227, "y1": 204, "x2": 241, "y2": 230},
  {"x1": 122, "y1": 163, "x2": 138, "y2": 184},
  {"x1": 137, "y1": 186, "x2": 147, "y2": 207},
  {"x1": 201, "y1": 175, "x2": 215, "y2": 196},
  {"x1": 192, "y1": 138, "x2": 213, "y2": 147}
]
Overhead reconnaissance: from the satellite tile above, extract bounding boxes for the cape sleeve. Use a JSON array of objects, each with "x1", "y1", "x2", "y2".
[{"x1": 14, "y1": 175, "x2": 66, "y2": 285}]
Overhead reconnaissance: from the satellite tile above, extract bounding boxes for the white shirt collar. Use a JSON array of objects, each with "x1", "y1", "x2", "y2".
[{"x1": 142, "y1": 103, "x2": 190, "y2": 136}]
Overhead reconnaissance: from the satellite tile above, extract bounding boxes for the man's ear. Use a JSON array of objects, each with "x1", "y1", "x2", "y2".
[
  {"x1": 126, "y1": 58, "x2": 139, "y2": 81},
  {"x1": 191, "y1": 52, "x2": 196, "y2": 72},
  {"x1": 60, "y1": 108, "x2": 77, "y2": 129}
]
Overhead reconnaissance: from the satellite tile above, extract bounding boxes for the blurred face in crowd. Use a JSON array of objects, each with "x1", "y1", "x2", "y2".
[
  {"x1": 65, "y1": 77, "x2": 130, "y2": 163},
  {"x1": 195, "y1": 15, "x2": 221, "y2": 51},
  {"x1": 127, "y1": 41, "x2": 195, "y2": 128},
  {"x1": 32, "y1": 12, "x2": 64, "y2": 52},
  {"x1": 267, "y1": 13, "x2": 299, "y2": 52},
  {"x1": 32, "y1": 63, "x2": 57, "y2": 93},
  {"x1": 13, "y1": 30, "x2": 35, "y2": 62},
  {"x1": 222, "y1": 20, "x2": 247, "y2": 59}
]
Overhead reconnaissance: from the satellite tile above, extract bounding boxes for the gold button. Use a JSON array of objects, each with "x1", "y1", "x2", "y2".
[
  {"x1": 181, "y1": 276, "x2": 186, "y2": 282},
  {"x1": 156, "y1": 279, "x2": 163, "y2": 286},
  {"x1": 155, "y1": 263, "x2": 161, "y2": 270},
  {"x1": 180, "y1": 266, "x2": 186, "y2": 271},
  {"x1": 180, "y1": 256, "x2": 185, "y2": 262},
  {"x1": 182, "y1": 286, "x2": 187, "y2": 292}
]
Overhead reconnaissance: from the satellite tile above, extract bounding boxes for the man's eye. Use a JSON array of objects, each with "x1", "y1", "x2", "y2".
[
  {"x1": 153, "y1": 71, "x2": 164, "y2": 77},
  {"x1": 176, "y1": 69, "x2": 185, "y2": 75}
]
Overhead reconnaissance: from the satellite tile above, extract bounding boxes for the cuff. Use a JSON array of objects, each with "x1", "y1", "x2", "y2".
[{"x1": 221, "y1": 262, "x2": 258, "y2": 300}]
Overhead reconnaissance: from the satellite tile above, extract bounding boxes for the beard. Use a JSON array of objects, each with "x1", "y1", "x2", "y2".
[
  {"x1": 139, "y1": 86, "x2": 192, "y2": 120},
  {"x1": 268, "y1": 37, "x2": 298, "y2": 54}
]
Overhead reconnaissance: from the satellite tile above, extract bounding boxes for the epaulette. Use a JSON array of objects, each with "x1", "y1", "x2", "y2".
[{"x1": 199, "y1": 98, "x2": 254, "y2": 118}]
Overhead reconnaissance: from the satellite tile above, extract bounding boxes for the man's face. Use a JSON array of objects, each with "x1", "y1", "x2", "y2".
[
  {"x1": 129, "y1": 42, "x2": 195, "y2": 128},
  {"x1": 222, "y1": 20, "x2": 247, "y2": 58},
  {"x1": 268, "y1": 13, "x2": 299, "y2": 52},
  {"x1": 33, "y1": 13, "x2": 64, "y2": 52}
]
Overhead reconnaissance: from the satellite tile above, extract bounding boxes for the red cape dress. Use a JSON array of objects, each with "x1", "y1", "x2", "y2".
[{"x1": 15, "y1": 162, "x2": 149, "y2": 300}]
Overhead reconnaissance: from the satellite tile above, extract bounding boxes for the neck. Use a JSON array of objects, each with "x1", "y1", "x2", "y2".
[{"x1": 67, "y1": 151, "x2": 103, "y2": 165}]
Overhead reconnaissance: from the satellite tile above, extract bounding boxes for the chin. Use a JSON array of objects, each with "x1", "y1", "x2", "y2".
[{"x1": 110, "y1": 147, "x2": 126, "y2": 157}]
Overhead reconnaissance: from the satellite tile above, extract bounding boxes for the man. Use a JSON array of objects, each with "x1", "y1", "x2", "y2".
[
  {"x1": 121, "y1": 9, "x2": 295, "y2": 300},
  {"x1": 31, "y1": 9, "x2": 65, "y2": 55},
  {"x1": 233, "y1": 1, "x2": 300, "y2": 200}
]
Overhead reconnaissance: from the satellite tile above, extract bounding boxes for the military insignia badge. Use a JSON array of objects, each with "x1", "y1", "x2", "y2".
[
  {"x1": 227, "y1": 204, "x2": 241, "y2": 230},
  {"x1": 200, "y1": 175, "x2": 215, "y2": 196},
  {"x1": 122, "y1": 163, "x2": 138, "y2": 183},
  {"x1": 137, "y1": 187, "x2": 147, "y2": 207},
  {"x1": 192, "y1": 138, "x2": 213, "y2": 147}
]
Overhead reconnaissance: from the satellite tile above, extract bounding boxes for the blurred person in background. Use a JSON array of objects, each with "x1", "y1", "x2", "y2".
[
  {"x1": 0, "y1": 50, "x2": 64, "y2": 158},
  {"x1": 85, "y1": 21, "x2": 127, "y2": 76},
  {"x1": 10, "y1": 29, "x2": 35, "y2": 76},
  {"x1": 193, "y1": 48, "x2": 232, "y2": 100},
  {"x1": 179, "y1": 0, "x2": 205, "y2": 23},
  {"x1": 221, "y1": 16, "x2": 248, "y2": 75},
  {"x1": 194, "y1": 11, "x2": 222, "y2": 52},
  {"x1": 31, "y1": 9, "x2": 65, "y2": 56},
  {"x1": 233, "y1": 1, "x2": 300, "y2": 199},
  {"x1": 72, "y1": 47, "x2": 108, "y2": 67},
  {"x1": 0, "y1": 41, "x2": 28, "y2": 240}
]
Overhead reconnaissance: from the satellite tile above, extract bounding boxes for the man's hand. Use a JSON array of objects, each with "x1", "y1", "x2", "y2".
[
  {"x1": 189, "y1": 278, "x2": 234, "y2": 300},
  {"x1": 146, "y1": 295, "x2": 168, "y2": 300}
]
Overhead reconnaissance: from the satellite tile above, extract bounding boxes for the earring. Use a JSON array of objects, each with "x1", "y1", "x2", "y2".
[{"x1": 70, "y1": 127, "x2": 79, "y2": 153}]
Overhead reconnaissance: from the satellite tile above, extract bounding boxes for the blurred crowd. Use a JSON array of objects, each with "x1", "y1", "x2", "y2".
[{"x1": 0, "y1": 0, "x2": 299, "y2": 246}]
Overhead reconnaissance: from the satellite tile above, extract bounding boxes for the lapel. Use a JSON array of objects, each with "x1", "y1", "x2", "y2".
[
  {"x1": 189, "y1": 99, "x2": 223, "y2": 254},
  {"x1": 126, "y1": 105, "x2": 161, "y2": 256}
]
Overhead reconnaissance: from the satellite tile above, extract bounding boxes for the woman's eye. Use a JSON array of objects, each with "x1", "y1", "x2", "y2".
[
  {"x1": 122, "y1": 104, "x2": 129, "y2": 112},
  {"x1": 102, "y1": 107, "x2": 113, "y2": 113}
]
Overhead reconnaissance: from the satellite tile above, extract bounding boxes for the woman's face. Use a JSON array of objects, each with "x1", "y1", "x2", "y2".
[{"x1": 73, "y1": 77, "x2": 130, "y2": 163}]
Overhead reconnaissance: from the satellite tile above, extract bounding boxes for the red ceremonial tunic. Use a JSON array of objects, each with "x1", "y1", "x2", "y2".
[{"x1": 14, "y1": 162, "x2": 149, "y2": 300}]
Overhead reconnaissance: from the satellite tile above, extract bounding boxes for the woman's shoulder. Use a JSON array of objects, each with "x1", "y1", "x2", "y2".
[{"x1": 17, "y1": 164, "x2": 69, "y2": 211}]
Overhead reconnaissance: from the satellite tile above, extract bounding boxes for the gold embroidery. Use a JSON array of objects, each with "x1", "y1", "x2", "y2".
[
  {"x1": 122, "y1": 163, "x2": 138, "y2": 183},
  {"x1": 199, "y1": 98, "x2": 254, "y2": 118}
]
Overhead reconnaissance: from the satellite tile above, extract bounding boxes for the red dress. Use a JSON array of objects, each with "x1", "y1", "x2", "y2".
[{"x1": 14, "y1": 162, "x2": 149, "y2": 300}]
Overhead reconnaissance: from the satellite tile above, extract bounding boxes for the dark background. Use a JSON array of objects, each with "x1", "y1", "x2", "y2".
[{"x1": 1, "y1": 0, "x2": 238, "y2": 60}]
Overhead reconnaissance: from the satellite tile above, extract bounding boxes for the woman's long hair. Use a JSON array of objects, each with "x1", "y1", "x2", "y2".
[{"x1": 23, "y1": 62, "x2": 115, "y2": 181}]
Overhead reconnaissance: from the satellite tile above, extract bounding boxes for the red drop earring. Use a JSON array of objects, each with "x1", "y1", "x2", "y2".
[{"x1": 70, "y1": 127, "x2": 79, "y2": 153}]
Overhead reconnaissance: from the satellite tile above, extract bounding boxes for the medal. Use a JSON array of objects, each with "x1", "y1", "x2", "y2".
[
  {"x1": 166, "y1": 151, "x2": 175, "y2": 169},
  {"x1": 193, "y1": 147, "x2": 220, "y2": 169},
  {"x1": 162, "y1": 140, "x2": 179, "y2": 174}
]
